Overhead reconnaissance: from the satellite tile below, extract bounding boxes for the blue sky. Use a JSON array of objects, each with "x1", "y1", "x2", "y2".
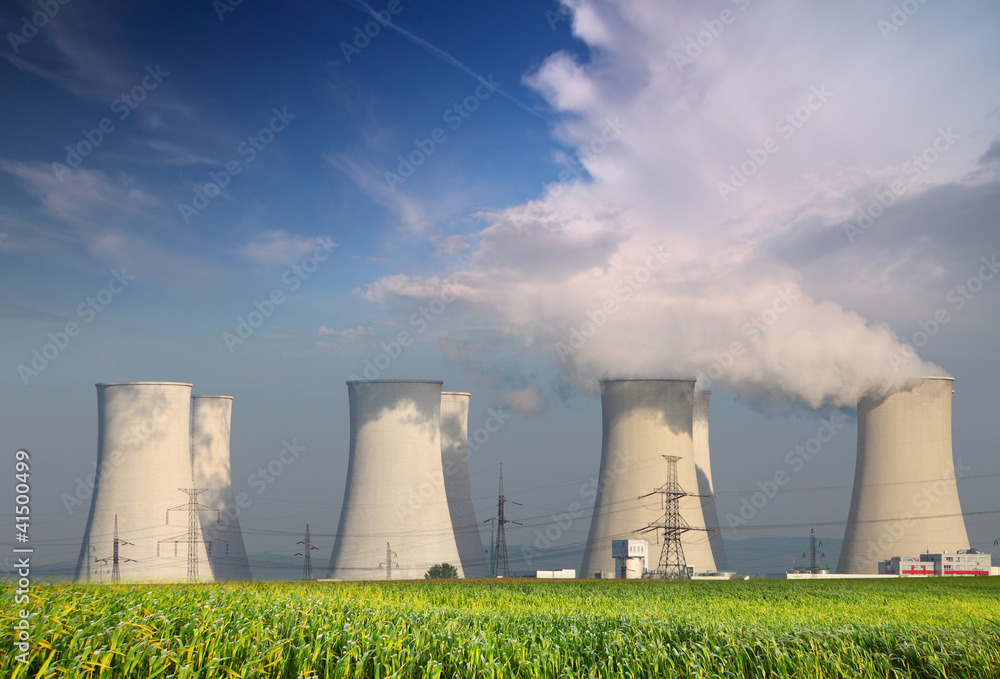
[{"x1": 1, "y1": 0, "x2": 999, "y2": 575}]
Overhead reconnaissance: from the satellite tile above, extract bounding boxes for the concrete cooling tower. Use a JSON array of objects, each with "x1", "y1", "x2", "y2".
[
  {"x1": 838, "y1": 376, "x2": 969, "y2": 574},
  {"x1": 440, "y1": 392, "x2": 488, "y2": 577},
  {"x1": 191, "y1": 395, "x2": 252, "y2": 581},
  {"x1": 76, "y1": 382, "x2": 210, "y2": 583},
  {"x1": 693, "y1": 390, "x2": 728, "y2": 572},
  {"x1": 581, "y1": 378, "x2": 717, "y2": 577},
  {"x1": 328, "y1": 380, "x2": 464, "y2": 580}
]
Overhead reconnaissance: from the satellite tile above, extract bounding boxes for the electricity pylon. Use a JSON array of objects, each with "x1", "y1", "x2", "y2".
[
  {"x1": 636, "y1": 455, "x2": 710, "y2": 579},
  {"x1": 158, "y1": 488, "x2": 226, "y2": 583},
  {"x1": 96, "y1": 515, "x2": 135, "y2": 584},
  {"x1": 379, "y1": 542, "x2": 399, "y2": 580},
  {"x1": 483, "y1": 464, "x2": 521, "y2": 577},
  {"x1": 296, "y1": 524, "x2": 319, "y2": 580}
]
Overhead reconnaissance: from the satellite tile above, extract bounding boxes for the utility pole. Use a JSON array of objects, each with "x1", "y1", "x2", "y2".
[
  {"x1": 802, "y1": 528, "x2": 825, "y2": 573},
  {"x1": 379, "y1": 542, "x2": 398, "y2": 580},
  {"x1": 295, "y1": 524, "x2": 319, "y2": 580},
  {"x1": 637, "y1": 455, "x2": 709, "y2": 579},
  {"x1": 483, "y1": 464, "x2": 521, "y2": 577},
  {"x1": 96, "y1": 515, "x2": 135, "y2": 584},
  {"x1": 158, "y1": 488, "x2": 225, "y2": 583}
]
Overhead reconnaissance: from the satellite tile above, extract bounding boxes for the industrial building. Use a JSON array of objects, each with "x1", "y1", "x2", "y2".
[
  {"x1": 327, "y1": 380, "x2": 464, "y2": 580},
  {"x1": 612, "y1": 539, "x2": 647, "y2": 579},
  {"x1": 879, "y1": 550, "x2": 992, "y2": 576},
  {"x1": 838, "y1": 377, "x2": 970, "y2": 574},
  {"x1": 76, "y1": 382, "x2": 209, "y2": 583},
  {"x1": 581, "y1": 378, "x2": 717, "y2": 578},
  {"x1": 191, "y1": 395, "x2": 252, "y2": 580},
  {"x1": 75, "y1": 383, "x2": 253, "y2": 583},
  {"x1": 440, "y1": 391, "x2": 489, "y2": 577},
  {"x1": 693, "y1": 390, "x2": 728, "y2": 571}
]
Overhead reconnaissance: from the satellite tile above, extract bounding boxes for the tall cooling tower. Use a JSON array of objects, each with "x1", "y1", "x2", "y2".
[
  {"x1": 693, "y1": 390, "x2": 728, "y2": 571},
  {"x1": 191, "y1": 395, "x2": 252, "y2": 581},
  {"x1": 440, "y1": 392, "x2": 488, "y2": 577},
  {"x1": 328, "y1": 380, "x2": 464, "y2": 580},
  {"x1": 838, "y1": 376, "x2": 969, "y2": 573},
  {"x1": 76, "y1": 382, "x2": 210, "y2": 583},
  {"x1": 581, "y1": 378, "x2": 716, "y2": 577}
]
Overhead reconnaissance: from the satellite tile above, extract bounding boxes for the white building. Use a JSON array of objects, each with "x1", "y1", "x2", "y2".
[{"x1": 612, "y1": 539, "x2": 647, "y2": 579}]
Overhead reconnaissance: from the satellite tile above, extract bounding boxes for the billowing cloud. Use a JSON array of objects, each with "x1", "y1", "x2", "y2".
[{"x1": 358, "y1": 0, "x2": 997, "y2": 409}]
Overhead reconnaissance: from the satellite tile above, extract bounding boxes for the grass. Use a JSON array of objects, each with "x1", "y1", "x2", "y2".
[{"x1": 3, "y1": 578, "x2": 999, "y2": 678}]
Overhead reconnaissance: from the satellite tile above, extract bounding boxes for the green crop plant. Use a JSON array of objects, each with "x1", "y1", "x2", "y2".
[{"x1": 2, "y1": 578, "x2": 999, "y2": 678}]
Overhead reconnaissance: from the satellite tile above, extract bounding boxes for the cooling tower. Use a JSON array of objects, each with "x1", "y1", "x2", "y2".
[
  {"x1": 328, "y1": 380, "x2": 464, "y2": 580},
  {"x1": 191, "y1": 395, "x2": 252, "y2": 581},
  {"x1": 581, "y1": 378, "x2": 717, "y2": 577},
  {"x1": 838, "y1": 376, "x2": 969, "y2": 574},
  {"x1": 440, "y1": 392, "x2": 488, "y2": 577},
  {"x1": 75, "y1": 382, "x2": 210, "y2": 583},
  {"x1": 693, "y1": 390, "x2": 728, "y2": 571}
]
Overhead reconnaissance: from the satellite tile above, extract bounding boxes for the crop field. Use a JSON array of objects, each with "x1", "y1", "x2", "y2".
[{"x1": 2, "y1": 578, "x2": 999, "y2": 678}]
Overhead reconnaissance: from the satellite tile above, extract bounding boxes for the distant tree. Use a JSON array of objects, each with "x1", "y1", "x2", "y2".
[{"x1": 425, "y1": 563, "x2": 458, "y2": 579}]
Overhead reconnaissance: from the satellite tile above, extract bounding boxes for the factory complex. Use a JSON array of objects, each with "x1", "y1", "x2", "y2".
[{"x1": 74, "y1": 376, "x2": 990, "y2": 582}]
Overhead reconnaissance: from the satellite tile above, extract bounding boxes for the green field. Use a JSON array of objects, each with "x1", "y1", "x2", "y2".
[{"x1": 3, "y1": 578, "x2": 1000, "y2": 678}]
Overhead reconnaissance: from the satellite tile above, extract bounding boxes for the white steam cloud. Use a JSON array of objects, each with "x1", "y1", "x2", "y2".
[{"x1": 360, "y1": 0, "x2": 972, "y2": 410}]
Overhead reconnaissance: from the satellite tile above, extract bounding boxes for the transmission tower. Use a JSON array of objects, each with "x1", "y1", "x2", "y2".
[
  {"x1": 637, "y1": 455, "x2": 710, "y2": 580},
  {"x1": 802, "y1": 528, "x2": 825, "y2": 573},
  {"x1": 158, "y1": 488, "x2": 226, "y2": 583},
  {"x1": 95, "y1": 515, "x2": 135, "y2": 584},
  {"x1": 378, "y1": 542, "x2": 399, "y2": 580},
  {"x1": 295, "y1": 524, "x2": 319, "y2": 580},
  {"x1": 483, "y1": 464, "x2": 521, "y2": 577}
]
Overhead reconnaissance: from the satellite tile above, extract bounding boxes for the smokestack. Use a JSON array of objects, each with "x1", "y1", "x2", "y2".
[
  {"x1": 328, "y1": 380, "x2": 464, "y2": 580},
  {"x1": 76, "y1": 382, "x2": 208, "y2": 583},
  {"x1": 581, "y1": 378, "x2": 717, "y2": 577},
  {"x1": 440, "y1": 392, "x2": 488, "y2": 577},
  {"x1": 693, "y1": 390, "x2": 728, "y2": 571},
  {"x1": 191, "y1": 395, "x2": 252, "y2": 581},
  {"x1": 838, "y1": 376, "x2": 969, "y2": 574}
]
